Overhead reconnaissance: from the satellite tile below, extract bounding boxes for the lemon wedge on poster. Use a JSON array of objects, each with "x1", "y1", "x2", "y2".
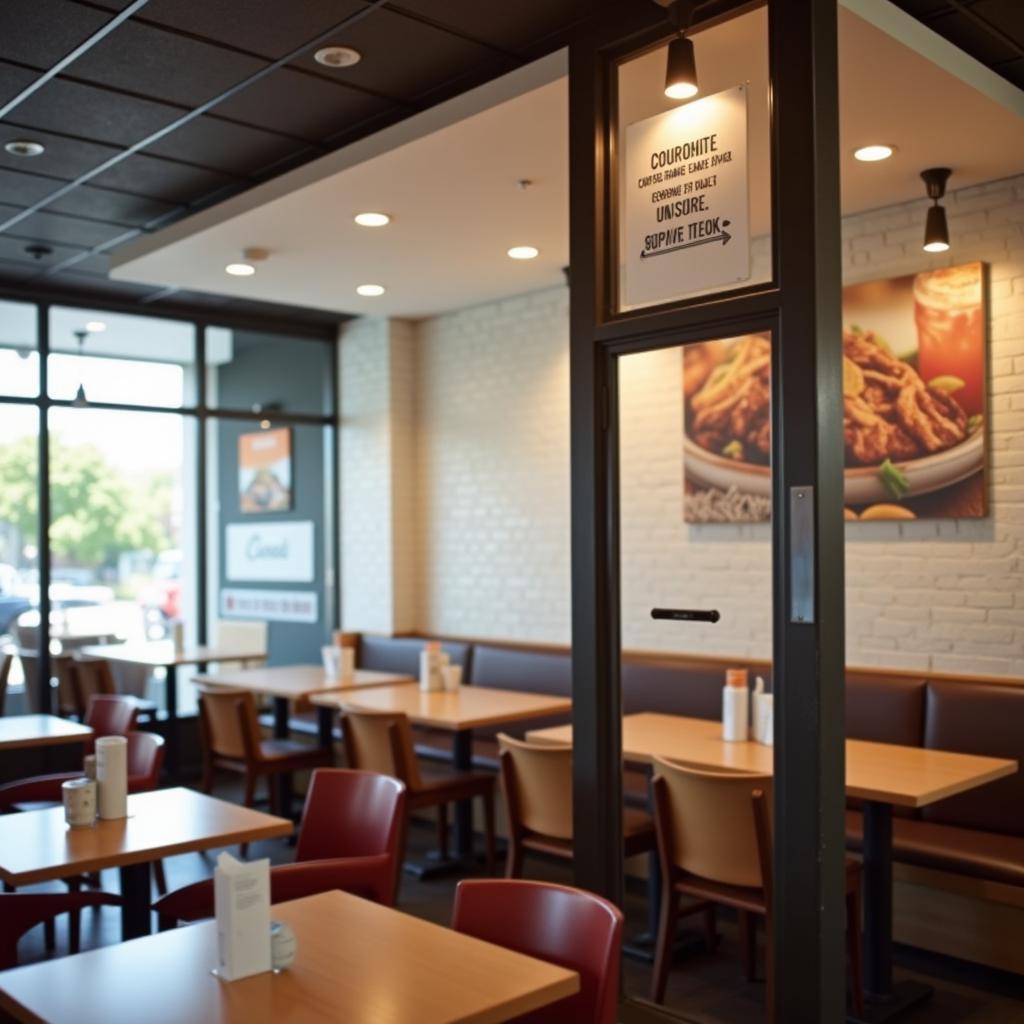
[{"x1": 842, "y1": 356, "x2": 865, "y2": 397}]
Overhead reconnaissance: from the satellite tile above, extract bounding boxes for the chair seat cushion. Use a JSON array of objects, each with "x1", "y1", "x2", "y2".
[
  {"x1": 846, "y1": 810, "x2": 1024, "y2": 887},
  {"x1": 258, "y1": 739, "x2": 332, "y2": 765}
]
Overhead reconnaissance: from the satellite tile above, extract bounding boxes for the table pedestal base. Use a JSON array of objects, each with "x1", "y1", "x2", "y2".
[{"x1": 847, "y1": 980, "x2": 933, "y2": 1023}]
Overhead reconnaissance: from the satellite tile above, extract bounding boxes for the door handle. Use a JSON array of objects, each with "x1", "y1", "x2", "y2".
[{"x1": 650, "y1": 608, "x2": 720, "y2": 623}]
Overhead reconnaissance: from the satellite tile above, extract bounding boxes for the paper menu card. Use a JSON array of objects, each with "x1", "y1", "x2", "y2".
[{"x1": 214, "y1": 852, "x2": 271, "y2": 981}]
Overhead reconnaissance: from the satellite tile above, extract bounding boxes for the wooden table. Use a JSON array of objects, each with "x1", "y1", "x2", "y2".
[
  {"x1": 192, "y1": 664, "x2": 415, "y2": 748},
  {"x1": 0, "y1": 890, "x2": 578, "y2": 1024},
  {"x1": 0, "y1": 715, "x2": 93, "y2": 752},
  {"x1": 528, "y1": 712, "x2": 1018, "y2": 1021},
  {"x1": 313, "y1": 685, "x2": 572, "y2": 874},
  {"x1": 0, "y1": 787, "x2": 291, "y2": 940},
  {"x1": 81, "y1": 642, "x2": 267, "y2": 774}
]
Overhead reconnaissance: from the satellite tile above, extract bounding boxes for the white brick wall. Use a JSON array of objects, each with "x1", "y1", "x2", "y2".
[{"x1": 345, "y1": 174, "x2": 1024, "y2": 676}]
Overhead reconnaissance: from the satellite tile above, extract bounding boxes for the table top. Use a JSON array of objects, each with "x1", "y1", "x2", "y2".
[
  {"x1": 311, "y1": 684, "x2": 572, "y2": 732},
  {"x1": 80, "y1": 641, "x2": 266, "y2": 668},
  {"x1": 526, "y1": 712, "x2": 1018, "y2": 809},
  {"x1": 0, "y1": 890, "x2": 579, "y2": 1024},
  {"x1": 191, "y1": 664, "x2": 415, "y2": 700},
  {"x1": 0, "y1": 787, "x2": 292, "y2": 886},
  {"x1": 0, "y1": 715, "x2": 93, "y2": 752}
]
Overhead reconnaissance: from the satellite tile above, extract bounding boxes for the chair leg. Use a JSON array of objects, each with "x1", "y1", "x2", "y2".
[
  {"x1": 200, "y1": 761, "x2": 214, "y2": 794},
  {"x1": 66, "y1": 877, "x2": 82, "y2": 954},
  {"x1": 435, "y1": 803, "x2": 449, "y2": 861},
  {"x1": 44, "y1": 917, "x2": 55, "y2": 951},
  {"x1": 650, "y1": 885, "x2": 681, "y2": 1005},
  {"x1": 765, "y1": 921, "x2": 775, "y2": 1024},
  {"x1": 481, "y1": 789, "x2": 496, "y2": 876},
  {"x1": 739, "y1": 910, "x2": 757, "y2": 981},
  {"x1": 505, "y1": 833, "x2": 524, "y2": 879},
  {"x1": 704, "y1": 904, "x2": 718, "y2": 951},
  {"x1": 153, "y1": 859, "x2": 168, "y2": 897},
  {"x1": 846, "y1": 887, "x2": 865, "y2": 1018}
]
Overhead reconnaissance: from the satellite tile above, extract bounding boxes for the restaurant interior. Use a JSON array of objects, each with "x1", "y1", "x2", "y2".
[{"x1": 0, "y1": 1, "x2": 1022, "y2": 1022}]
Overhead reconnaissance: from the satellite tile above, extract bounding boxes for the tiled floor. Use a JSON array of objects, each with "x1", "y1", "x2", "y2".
[{"x1": 11, "y1": 788, "x2": 1024, "y2": 1024}]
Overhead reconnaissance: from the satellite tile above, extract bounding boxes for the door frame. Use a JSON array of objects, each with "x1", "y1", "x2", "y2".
[{"x1": 568, "y1": 2, "x2": 848, "y2": 1021}]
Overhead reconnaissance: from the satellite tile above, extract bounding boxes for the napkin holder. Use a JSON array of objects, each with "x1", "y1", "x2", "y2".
[{"x1": 214, "y1": 852, "x2": 271, "y2": 981}]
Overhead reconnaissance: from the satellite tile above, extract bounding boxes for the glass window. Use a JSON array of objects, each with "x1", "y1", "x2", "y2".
[
  {"x1": 206, "y1": 327, "x2": 333, "y2": 415},
  {"x1": 48, "y1": 306, "x2": 196, "y2": 408},
  {"x1": 0, "y1": 299, "x2": 39, "y2": 397}
]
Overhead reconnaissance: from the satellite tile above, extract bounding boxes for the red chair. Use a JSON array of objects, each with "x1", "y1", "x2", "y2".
[
  {"x1": 83, "y1": 694, "x2": 139, "y2": 750},
  {"x1": 451, "y1": 879, "x2": 623, "y2": 1024},
  {"x1": 0, "y1": 892, "x2": 122, "y2": 968},
  {"x1": 153, "y1": 769, "x2": 406, "y2": 928}
]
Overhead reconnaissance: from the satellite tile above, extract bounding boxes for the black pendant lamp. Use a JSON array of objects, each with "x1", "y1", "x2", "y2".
[
  {"x1": 664, "y1": 1, "x2": 699, "y2": 101},
  {"x1": 921, "y1": 167, "x2": 951, "y2": 253}
]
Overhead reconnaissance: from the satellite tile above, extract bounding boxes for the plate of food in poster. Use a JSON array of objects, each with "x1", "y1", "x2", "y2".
[{"x1": 682, "y1": 262, "x2": 986, "y2": 522}]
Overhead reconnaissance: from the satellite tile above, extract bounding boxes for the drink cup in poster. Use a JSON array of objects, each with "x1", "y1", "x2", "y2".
[
  {"x1": 913, "y1": 265, "x2": 984, "y2": 417},
  {"x1": 62, "y1": 777, "x2": 96, "y2": 828}
]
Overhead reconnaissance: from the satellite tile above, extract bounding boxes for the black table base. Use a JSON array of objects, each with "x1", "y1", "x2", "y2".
[
  {"x1": 847, "y1": 980, "x2": 933, "y2": 1023},
  {"x1": 119, "y1": 861, "x2": 152, "y2": 939}
]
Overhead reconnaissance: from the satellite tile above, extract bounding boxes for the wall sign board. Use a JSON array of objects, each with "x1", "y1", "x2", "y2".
[
  {"x1": 226, "y1": 521, "x2": 315, "y2": 582},
  {"x1": 622, "y1": 84, "x2": 750, "y2": 309},
  {"x1": 220, "y1": 588, "x2": 319, "y2": 624}
]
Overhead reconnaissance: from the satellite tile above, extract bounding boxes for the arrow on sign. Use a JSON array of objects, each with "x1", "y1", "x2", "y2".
[{"x1": 640, "y1": 228, "x2": 732, "y2": 260}]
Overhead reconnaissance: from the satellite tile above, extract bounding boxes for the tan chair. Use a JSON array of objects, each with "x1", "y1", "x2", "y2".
[
  {"x1": 497, "y1": 733, "x2": 657, "y2": 877},
  {"x1": 340, "y1": 708, "x2": 495, "y2": 873},
  {"x1": 650, "y1": 757, "x2": 864, "y2": 1019},
  {"x1": 197, "y1": 685, "x2": 331, "y2": 817},
  {"x1": 16, "y1": 650, "x2": 71, "y2": 714},
  {"x1": 211, "y1": 619, "x2": 267, "y2": 672},
  {"x1": 65, "y1": 656, "x2": 158, "y2": 724}
]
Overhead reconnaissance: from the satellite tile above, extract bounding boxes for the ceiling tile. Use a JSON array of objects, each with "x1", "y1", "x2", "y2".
[
  {"x1": 89, "y1": 154, "x2": 239, "y2": 204},
  {"x1": 0, "y1": 203, "x2": 137, "y2": 248},
  {"x1": 0, "y1": 126, "x2": 121, "y2": 180},
  {"x1": 214, "y1": 67, "x2": 393, "y2": 140},
  {"x1": 71, "y1": 20, "x2": 267, "y2": 108},
  {"x1": 0, "y1": 234, "x2": 84, "y2": 269},
  {"x1": 0, "y1": 0, "x2": 110, "y2": 68},
  {"x1": 47, "y1": 185, "x2": 179, "y2": 228},
  {"x1": 138, "y1": 0, "x2": 369, "y2": 60},
  {"x1": 145, "y1": 115, "x2": 303, "y2": 175},
  {"x1": 289, "y1": 9, "x2": 499, "y2": 99},
  {"x1": 13, "y1": 77, "x2": 182, "y2": 147},
  {"x1": 0, "y1": 167, "x2": 58, "y2": 206},
  {"x1": 389, "y1": 0, "x2": 593, "y2": 53},
  {"x1": 0, "y1": 61, "x2": 38, "y2": 107}
]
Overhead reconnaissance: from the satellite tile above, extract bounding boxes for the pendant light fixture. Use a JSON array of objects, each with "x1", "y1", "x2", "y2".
[
  {"x1": 921, "y1": 167, "x2": 951, "y2": 253},
  {"x1": 71, "y1": 329, "x2": 88, "y2": 407},
  {"x1": 664, "y1": 1, "x2": 699, "y2": 101}
]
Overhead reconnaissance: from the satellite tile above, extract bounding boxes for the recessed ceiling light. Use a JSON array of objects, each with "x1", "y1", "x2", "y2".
[
  {"x1": 507, "y1": 246, "x2": 539, "y2": 260},
  {"x1": 85, "y1": 321, "x2": 106, "y2": 332},
  {"x1": 5, "y1": 139, "x2": 45, "y2": 158},
  {"x1": 354, "y1": 212, "x2": 390, "y2": 227},
  {"x1": 854, "y1": 144, "x2": 895, "y2": 162},
  {"x1": 314, "y1": 46, "x2": 361, "y2": 68},
  {"x1": 356, "y1": 284, "x2": 385, "y2": 297},
  {"x1": 225, "y1": 262, "x2": 256, "y2": 276}
]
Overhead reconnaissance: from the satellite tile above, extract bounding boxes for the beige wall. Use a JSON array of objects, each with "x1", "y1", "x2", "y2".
[{"x1": 339, "y1": 174, "x2": 1024, "y2": 675}]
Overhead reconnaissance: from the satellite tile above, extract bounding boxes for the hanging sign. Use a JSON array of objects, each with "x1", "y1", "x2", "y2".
[
  {"x1": 226, "y1": 521, "x2": 314, "y2": 583},
  {"x1": 622, "y1": 84, "x2": 750, "y2": 309},
  {"x1": 220, "y1": 588, "x2": 319, "y2": 624}
]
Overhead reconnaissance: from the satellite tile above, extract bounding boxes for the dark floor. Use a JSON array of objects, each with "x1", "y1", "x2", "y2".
[{"x1": 13, "y1": 782, "x2": 1024, "y2": 1024}]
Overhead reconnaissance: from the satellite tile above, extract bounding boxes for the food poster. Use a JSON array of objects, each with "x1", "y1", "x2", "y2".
[
  {"x1": 239, "y1": 427, "x2": 293, "y2": 513},
  {"x1": 683, "y1": 263, "x2": 986, "y2": 522}
]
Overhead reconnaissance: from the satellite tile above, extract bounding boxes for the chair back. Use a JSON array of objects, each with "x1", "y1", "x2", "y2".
[
  {"x1": 85, "y1": 694, "x2": 139, "y2": 738},
  {"x1": 55, "y1": 657, "x2": 80, "y2": 717},
  {"x1": 126, "y1": 731, "x2": 165, "y2": 790},
  {"x1": 212, "y1": 619, "x2": 267, "y2": 670},
  {"x1": 0, "y1": 653, "x2": 11, "y2": 715},
  {"x1": 652, "y1": 756, "x2": 771, "y2": 889},
  {"x1": 340, "y1": 709, "x2": 421, "y2": 789},
  {"x1": 452, "y1": 879, "x2": 623, "y2": 1024},
  {"x1": 295, "y1": 768, "x2": 406, "y2": 861},
  {"x1": 197, "y1": 685, "x2": 259, "y2": 760},
  {"x1": 14, "y1": 649, "x2": 39, "y2": 707},
  {"x1": 498, "y1": 733, "x2": 573, "y2": 841},
  {"x1": 71, "y1": 656, "x2": 117, "y2": 707}
]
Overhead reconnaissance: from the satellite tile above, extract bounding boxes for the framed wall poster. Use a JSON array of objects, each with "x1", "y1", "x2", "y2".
[
  {"x1": 239, "y1": 427, "x2": 293, "y2": 513},
  {"x1": 683, "y1": 262, "x2": 987, "y2": 522}
]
